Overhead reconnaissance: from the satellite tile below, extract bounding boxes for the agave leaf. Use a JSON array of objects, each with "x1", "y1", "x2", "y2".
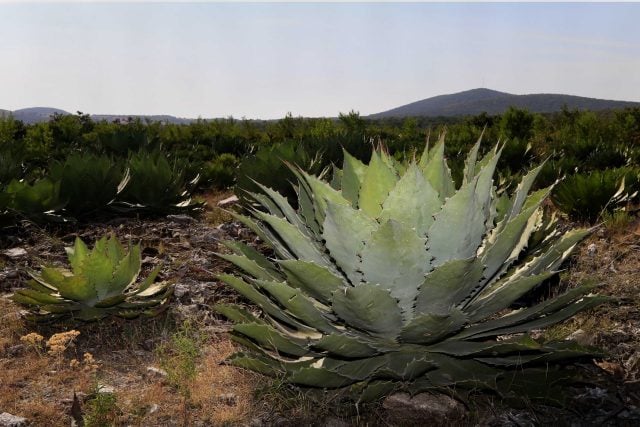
[
  {"x1": 234, "y1": 323, "x2": 309, "y2": 357},
  {"x1": 254, "y1": 182, "x2": 312, "y2": 238},
  {"x1": 381, "y1": 353, "x2": 437, "y2": 380},
  {"x1": 135, "y1": 281, "x2": 170, "y2": 298},
  {"x1": 426, "y1": 335, "x2": 541, "y2": 357},
  {"x1": 417, "y1": 354, "x2": 501, "y2": 389},
  {"x1": 415, "y1": 258, "x2": 484, "y2": 316},
  {"x1": 297, "y1": 169, "x2": 350, "y2": 227},
  {"x1": 322, "y1": 202, "x2": 378, "y2": 285},
  {"x1": 79, "y1": 250, "x2": 117, "y2": 302},
  {"x1": 256, "y1": 280, "x2": 338, "y2": 333},
  {"x1": 12, "y1": 289, "x2": 61, "y2": 306},
  {"x1": 24, "y1": 275, "x2": 58, "y2": 293},
  {"x1": 379, "y1": 164, "x2": 440, "y2": 237},
  {"x1": 462, "y1": 127, "x2": 485, "y2": 184},
  {"x1": 427, "y1": 176, "x2": 486, "y2": 266},
  {"x1": 332, "y1": 284, "x2": 403, "y2": 340},
  {"x1": 419, "y1": 136, "x2": 455, "y2": 201},
  {"x1": 321, "y1": 355, "x2": 389, "y2": 381},
  {"x1": 469, "y1": 295, "x2": 608, "y2": 339},
  {"x1": 218, "y1": 253, "x2": 279, "y2": 281},
  {"x1": 253, "y1": 211, "x2": 331, "y2": 268},
  {"x1": 279, "y1": 260, "x2": 346, "y2": 304},
  {"x1": 480, "y1": 190, "x2": 549, "y2": 282},
  {"x1": 55, "y1": 274, "x2": 96, "y2": 304},
  {"x1": 287, "y1": 366, "x2": 354, "y2": 388},
  {"x1": 468, "y1": 272, "x2": 555, "y2": 321},
  {"x1": 105, "y1": 236, "x2": 126, "y2": 266},
  {"x1": 228, "y1": 352, "x2": 284, "y2": 376},
  {"x1": 452, "y1": 284, "x2": 600, "y2": 340},
  {"x1": 358, "y1": 151, "x2": 398, "y2": 217},
  {"x1": 231, "y1": 212, "x2": 293, "y2": 260},
  {"x1": 359, "y1": 219, "x2": 429, "y2": 321},
  {"x1": 107, "y1": 244, "x2": 141, "y2": 296},
  {"x1": 341, "y1": 150, "x2": 367, "y2": 207},
  {"x1": 399, "y1": 309, "x2": 468, "y2": 344},
  {"x1": 136, "y1": 264, "x2": 163, "y2": 293},
  {"x1": 313, "y1": 334, "x2": 379, "y2": 358},
  {"x1": 218, "y1": 274, "x2": 318, "y2": 333},
  {"x1": 295, "y1": 176, "x2": 321, "y2": 236},
  {"x1": 222, "y1": 240, "x2": 281, "y2": 278},
  {"x1": 509, "y1": 162, "x2": 547, "y2": 220},
  {"x1": 93, "y1": 294, "x2": 127, "y2": 308},
  {"x1": 214, "y1": 303, "x2": 263, "y2": 324},
  {"x1": 66, "y1": 237, "x2": 89, "y2": 275}
]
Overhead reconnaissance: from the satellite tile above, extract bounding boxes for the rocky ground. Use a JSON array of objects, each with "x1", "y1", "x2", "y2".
[{"x1": 0, "y1": 201, "x2": 639, "y2": 426}]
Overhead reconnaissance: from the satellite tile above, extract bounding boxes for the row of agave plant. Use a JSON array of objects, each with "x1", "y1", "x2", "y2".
[
  {"x1": 0, "y1": 150, "x2": 201, "y2": 226},
  {"x1": 12, "y1": 136, "x2": 608, "y2": 404}
]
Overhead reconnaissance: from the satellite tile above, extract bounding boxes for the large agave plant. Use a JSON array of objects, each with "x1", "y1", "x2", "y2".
[
  {"x1": 12, "y1": 235, "x2": 172, "y2": 321},
  {"x1": 216, "y1": 135, "x2": 607, "y2": 402}
]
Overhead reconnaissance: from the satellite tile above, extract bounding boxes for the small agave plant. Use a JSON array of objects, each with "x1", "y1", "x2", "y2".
[
  {"x1": 215, "y1": 134, "x2": 607, "y2": 402},
  {"x1": 12, "y1": 235, "x2": 172, "y2": 321}
]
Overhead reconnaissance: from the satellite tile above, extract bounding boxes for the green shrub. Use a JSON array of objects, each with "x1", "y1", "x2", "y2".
[{"x1": 202, "y1": 153, "x2": 238, "y2": 189}]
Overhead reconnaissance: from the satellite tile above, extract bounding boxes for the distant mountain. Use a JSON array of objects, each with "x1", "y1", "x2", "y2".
[
  {"x1": 11, "y1": 107, "x2": 71, "y2": 123},
  {"x1": 370, "y1": 88, "x2": 640, "y2": 118},
  {"x1": 2, "y1": 107, "x2": 195, "y2": 124},
  {"x1": 91, "y1": 114, "x2": 194, "y2": 125}
]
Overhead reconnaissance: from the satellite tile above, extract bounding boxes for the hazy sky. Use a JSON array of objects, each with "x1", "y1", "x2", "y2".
[{"x1": 1, "y1": 2, "x2": 639, "y2": 119}]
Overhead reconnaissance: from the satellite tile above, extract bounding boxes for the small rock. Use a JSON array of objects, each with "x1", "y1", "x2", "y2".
[
  {"x1": 217, "y1": 195, "x2": 239, "y2": 207},
  {"x1": 217, "y1": 393, "x2": 237, "y2": 406},
  {"x1": 148, "y1": 403, "x2": 159, "y2": 415},
  {"x1": 97, "y1": 384, "x2": 115, "y2": 394},
  {"x1": 173, "y1": 284, "x2": 190, "y2": 299},
  {"x1": 0, "y1": 412, "x2": 27, "y2": 427},
  {"x1": 587, "y1": 243, "x2": 597, "y2": 256},
  {"x1": 383, "y1": 392, "x2": 465, "y2": 423},
  {"x1": 2, "y1": 248, "x2": 27, "y2": 259},
  {"x1": 146, "y1": 366, "x2": 168, "y2": 378}
]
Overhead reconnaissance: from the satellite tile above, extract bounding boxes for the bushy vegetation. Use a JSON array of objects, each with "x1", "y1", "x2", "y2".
[{"x1": 2, "y1": 105, "x2": 640, "y2": 226}]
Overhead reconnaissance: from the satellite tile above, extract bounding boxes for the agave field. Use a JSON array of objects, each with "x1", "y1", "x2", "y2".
[{"x1": 1, "y1": 109, "x2": 640, "y2": 425}]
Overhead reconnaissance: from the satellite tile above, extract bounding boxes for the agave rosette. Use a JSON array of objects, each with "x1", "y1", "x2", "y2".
[
  {"x1": 216, "y1": 134, "x2": 607, "y2": 401},
  {"x1": 13, "y1": 235, "x2": 172, "y2": 321}
]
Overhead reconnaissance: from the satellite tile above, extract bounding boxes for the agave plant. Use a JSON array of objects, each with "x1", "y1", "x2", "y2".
[
  {"x1": 215, "y1": 134, "x2": 607, "y2": 402},
  {"x1": 116, "y1": 150, "x2": 202, "y2": 214},
  {"x1": 12, "y1": 235, "x2": 172, "y2": 321},
  {"x1": 552, "y1": 167, "x2": 639, "y2": 222},
  {"x1": 2, "y1": 178, "x2": 65, "y2": 222},
  {"x1": 49, "y1": 153, "x2": 128, "y2": 218}
]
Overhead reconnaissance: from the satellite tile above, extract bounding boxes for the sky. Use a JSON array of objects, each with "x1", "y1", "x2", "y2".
[{"x1": 1, "y1": 2, "x2": 640, "y2": 119}]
